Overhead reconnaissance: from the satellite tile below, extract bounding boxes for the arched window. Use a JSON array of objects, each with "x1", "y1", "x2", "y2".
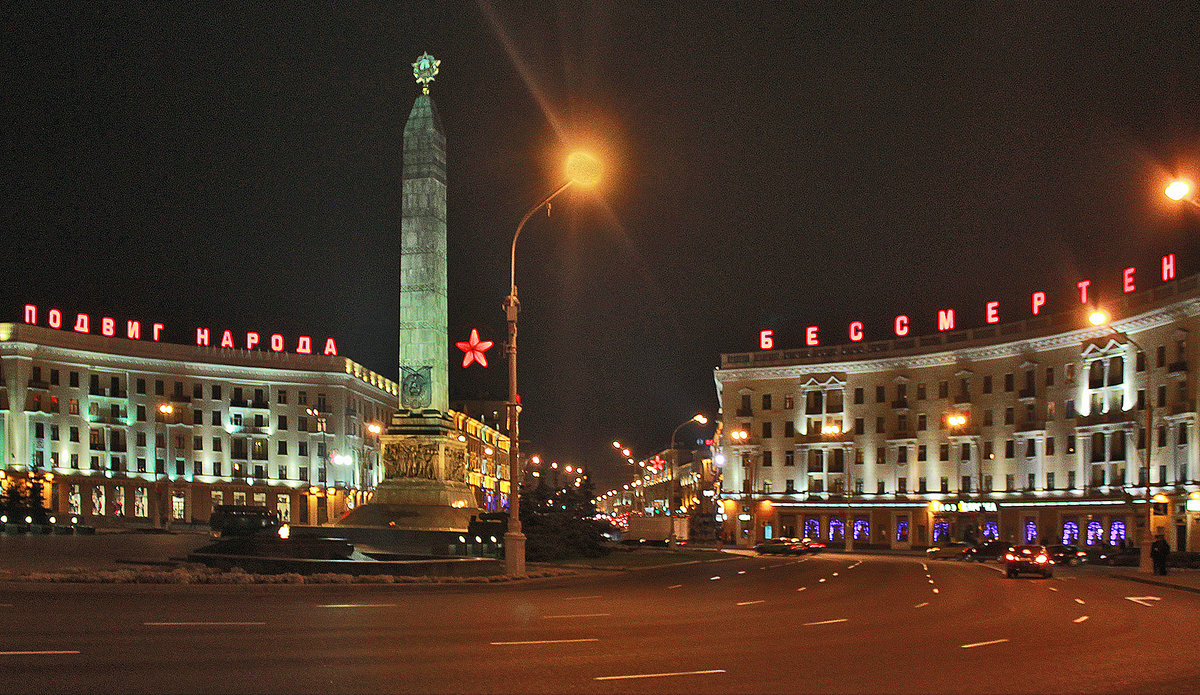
[
  {"x1": 804, "y1": 516, "x2": 820, "y2": 539},
  {"x1": 896, "y1": 517, "x2": 909, "y2": 542},
  {"x1": 853, "y1": 518, "x2": 870, "y2": 540},
  {"x1": 1086, "y1": 520, "x2": 1104, "y2": 546},
  {"x1": 828, "y1": 517, "x2": 845, "y2": 541},
  {"x1": 1109, "y1": 518, "x2": 1127, "y2": 545},
  {"x1": 933, "y1": 520, "x2": 949, "y2": 542},
  {"x1": 984, "y1": 521, "x2": 999, "y2": 539},
  {"x1": 1062, "y1": 520, "x2": 1079, "y2": 544},
  {"x1": 1024, "y1": 518, "x2": 1038, "y2": 543}
]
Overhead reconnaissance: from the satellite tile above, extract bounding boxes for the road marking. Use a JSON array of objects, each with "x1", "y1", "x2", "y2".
[
  {"x1": 492, "y1": 638, "x2": 599, "y2": 646},
  {"x1": 0, "y1": 650, "x2": 80, "y2": 656},
  {"x1": 1125, "y1": 596, "x2": 1162, "y2": 607},
  {"x1": 1074, "y1": 598, "x2": 1086, "y2": 605},
  {"x1": 668, "y1": 584, "x2": 683, "y2": 589},
  {"x1": 1073, "y1": 616, "x2": 1090, "y2": 623},
  {"x1": 710, "y1": 576, "x2": 721, "y2": 581},
  {"x1": 928, "y1": 579, "x2": 935, "y2": 584},
  {"x1": 319, "y1": 604, "x2": 396, "y2": 608},
  {"x1": 1048, "y1": 587, "x2": 1059, "y2": 592},
  {"x1": 564, "y1": 596, "x2": 602, "y2": 601},
  {"x1": 543, "y1": 613, "x2": 610, "y2": 619},
  {"x1": 0, "y1": 604, "x2": 12, "y2": 607},
  {"x1": 737, "y1": 570, "x2": 746, "y2": 575},
  {"x1": 759, "y1": 566, "x2": 767, "y2": 570},
  {"x1": 832, "y1": 572, "x2": 839, "y2": 577},
  {"x1": 818, "y1": 578, "x2": 826, "y2": 583},
  {"x1": 737, "y1": 600, "x2": 765, "y2": 606},
  {"x1": 804, "y1": 618, "x2": 849, "y2": 626},
  {"x1": 932, "y1": 588, "x2": 940, "y2": 594},
  {"x1": 922, "y1": 563, "x2": 928, "y2": 571},
  {"x1": 144, "y1": 622, "x2": 265, "y2": 626},
  {"x1": 961, "y1": 639, "x2": 1008, "y2": 649},
  {"x1": 595, "y1": 669, "x2": 725, "y2": 681},
  {"x1": 796, "y1": 587, "x2": 807, "y2": 591},
  {"x1": 913, "y1": 602, "x2": 929, "y2": 608}
]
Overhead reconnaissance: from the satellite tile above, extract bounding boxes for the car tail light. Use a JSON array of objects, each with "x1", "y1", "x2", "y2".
[
  {"x1": 1004, "y1": 553, "x2": 1014, "y2": 561},
  {"x1": 1035, "y1": 554, "x2": 1048, "y2": 564},
  {"x1": 1076, "y1": 551, "x2": 1086, "y2": 557}
]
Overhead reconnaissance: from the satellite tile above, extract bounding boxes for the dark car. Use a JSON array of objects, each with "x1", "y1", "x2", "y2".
[
  {"x1": 1004, "y1": 544, "x2": 1053, "y2": 578},
  {"x1": 1048, "y1": 544, "x2": 1088, "y2": 566},
  {"x1": 754, "y1": 537, "x2": 805, "y2": 555},
  {"x1": 798, "y1": 538, "x2": 827, "y2": 554},
  {"x1": 209, "y1": 505, "x2": 281, "y2": 537},
  {"x1": 925, "y1": 541, "x2": 976, "y2": 560},
  {"x1": 972, "y1": 539, "x2": 1012, "y2": 563}
]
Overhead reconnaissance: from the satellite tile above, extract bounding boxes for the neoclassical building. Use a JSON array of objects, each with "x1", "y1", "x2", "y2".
[
  {"x1": 714, "y1": 275, "x2": 1200, "y2": 552},
  {"x1": 0, "y1": 322, "x2": 510, "y2": 527}
]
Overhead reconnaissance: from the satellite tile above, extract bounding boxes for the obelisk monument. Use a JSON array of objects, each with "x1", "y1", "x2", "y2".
[{"x1": 339, "y1": 53, "x2": 477, "y2": 531}]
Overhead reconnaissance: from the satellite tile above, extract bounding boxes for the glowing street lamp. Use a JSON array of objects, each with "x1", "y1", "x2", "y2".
[
  {"x1": 503, "y1": 151, "x2": 601, "y2": 577},
  {"x1": 664, "y1": 414, "x2": 710, "y2": 548},
  {"x1": 1089, "y1": 309, "x2": 1155, "y2": 574}
]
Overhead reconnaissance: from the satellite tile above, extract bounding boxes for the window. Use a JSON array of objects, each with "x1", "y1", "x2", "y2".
[
  {"x1": 897, "y1": 446, "x2": 908, "y2": 464},
  {"x1": 917, "y1": 414, "x2": 927, "y2": 431},
  {"x1": 983, "y1": 475, "x2": 993, "y2": 492},
  {"x1": 1046, "y1": 472, "x2": 1056, "y2": 489},
  {"x1": 278, "y1": 389, "x2": 288, "y2": 404},
  {"x1": 212, "y1": 410, "x2": 222, "y2": 426},
  {"x1": 1068, "y1": 471, "x2": 1076, "y2": 489},
  {"x1": 278, "y1": 415, "x2": 288, "y2": 431},
  {"x1": 1027, "y1": 473, "x2": 1036, "y2": 490},
  {"x1": 1046, "y1": 367, "x2": 1054, "y2": 386},
  {"x1": 875, "y1": 386, "x2": 885, "y2": 403},
  {"x1": 299, "y1": 390, "x2": 308, "y2": 406},
  {"x1": 278, "y1": 440, "x2": 288, "y2": 455},
  {"x1": 1005, "y1": 474, "x2": 1015, "y2": 491},
  {"x1": 961, "y1": 476, "x2": 972, "y2": 492},
  {"x1": 136, "y1": 378, "x2": 146, "y2": 395},
  {"x1": 785, "y1": 479, "x2": 795, "y2": 493},
  {"x1": 762, "y1": 422, "x2": 772, "y2": 439},
  {"x1": 193, "y1": 383, "x2": 203, "y2": 399},
  {"x1": 1005, "y1": 407, "x2": 1014, "y2": 425},
  {"x1": 1136, "y1": 351, "x2": 1146, "y2": 371},
  {"x1": 212, "y1": 385, "x2": 222, "y2": 400},
  {"x1": 193, "y1": 461, "x2": 203, "y2": 476},
  {"x1": 762, "y1": 394, "x2": 772, "y2": 410},
  {"x1": 875, "y1": 416, "x2": 885, "y2": 433},
  {"x1": 69, "y1": 371, "x2": 79, "y2": 387},
  {"x1": 917, "y1": 384, "x2": 926, "y2": 400},
  {"x1": 136, "y1": 404, "x2": 146, "y2": 422},
  {"x1": 876, "y1": 447, "x2": 886, "y2": 464},
  {"x1": 1004, "y1": 373, "x2": 1014, "y2": 392},
  {"x1": 938, "y1": 381, "x2": 949, "y2": 399},
  {"x1": 784, "y1": 450, "x2": 794, "y2": 467},
  {"x1": 1005, "y1": 440, "x2": 1015, "y2": 458},
  {"x1": 854, "y1": 388, "x2": 864, "y2": 404},
  {"x1": 984, "y1": 440, "x2": 994, "y2": 459},
  {"x1": 193, "y1": 436, "x2": 203, "y2": 451},
  {"x1": 939, "y1": 477, "x2": 949, "y2": 493},
  {"x1": 299, "y1": 442, "x2": 308, "y2": 457},
  {"x1": 136, "y1": 431, "x2": 146, "y2": 447},
  {"x1": 939, "y1": 444, "x2": 949, "y2": 461},
  {"x1": 1158, "y1": 385, "x2": 1167, "y2": 407},
  {"x1": 155, "y1": 379, "x2": 164, "y2": 396},
  {"x1": 783, "y1": 395, "x2": 794, "y2": 410},
  {"x1": 983, "y1": 375, "x2": 993, "y2": 393},
  {"x1": 854, "y1": 449, "x2": 864, "y2": 465},
  {"x1": 1046, "y1": 437, "x2": 1055, "y2": 456},
  {"x1": 961, "y1": 442, "x2": 971, "y2": 460},
  {"x1": 1157, "y1": 345, "x2": 1166, "y2": 368},
  {"x1": 877, "y1": 481, "x2": 885, "y2": 494},
  {"x1": 1025, "y1": 439, "x2": 1036, "y2": 457},
  {"x1": 212, "y1": 437, "x2": 222, "y2": 452},
  {"x1": 854, "y1": 418, "x2": 864, "y2": 435},
  {"x1": 897, "y1": 477, "x2": 907, "y2": 493},
  {"x1": 918, "y1": 477, "x2": 927, "y2": 493},
  {"x1": 983, "y1": 409, "x2": 993, "y2": 426},
  {"x1": 193, "y1": 409, "x2": 202, "y2": 425},
  {"x1": 70, "y1": 426, "x2": 79, "y2": 442},
  {"x1": 762, "y1": 451, "x2": 773, "y2": 467},
  {"x1": 784, "y1": 421, "x2": 795, "y2": 437},
  {"x1": 917, "y1": 445, "x2": 927, "y2": 461}
]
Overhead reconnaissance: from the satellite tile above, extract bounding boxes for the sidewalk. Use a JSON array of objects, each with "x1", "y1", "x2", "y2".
[{"x1": 1079, "y1": 564, "x2": 1200, "y2": 594}]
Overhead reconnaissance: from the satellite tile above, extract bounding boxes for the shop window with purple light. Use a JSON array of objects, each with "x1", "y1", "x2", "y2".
[
  {"x1": 984, "y1": 521, "x2": 999, "y2": 540},
  {"x1": 1062, "y1": 520, "x2": 1079, "y2": 544},
  {"x1": 804, "y1": 516, "x2": 821, "y2": 539},
  {"x1": 933, "y1": 520, "x2": 949, "y2": 542},
  {"x1": 853, "y1": 518, "x2": 870, "y2": 540},
  {"x1": 829, "y1": 517, "x2": 845, "y2": 541},
  {"x1": 1109, "y1": 518, "x2": 1126, "y2": 546},
  {"x1": 896, "y1": 516, "x2": 909, "y2": 542},
  {"x1": 1024, "y1": 518, "x2": 1038, "y2": 543},
  {"x1": 1086, "y1": 520, "x2": 1104, "y2": 546}
]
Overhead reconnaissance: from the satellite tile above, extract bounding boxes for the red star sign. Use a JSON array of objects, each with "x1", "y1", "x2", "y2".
[{"x1": 456, "y1": 329, "x2": 494, "y2": 368}]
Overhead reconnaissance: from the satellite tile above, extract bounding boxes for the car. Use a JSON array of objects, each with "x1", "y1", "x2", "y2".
[
  {"x1": 208, "y1": 504, "x2": 281, "y2": 538},
  {"x1": 972, "y1": 539, "x2": 1012, "y2": 563},
  {"x1": 925, "y1": 541, "x2": 976, "y2": 560},
  {"x1": 1004, "y1": 544, "x2": 1054, "y2": 578},
  {"x1": 1047, "y1": 544, "x2": 1088, "y2": 566},
  {"x1": 754, "y1": 537, "x2": 805, "y2": 555},
  {"x1": 797, "y1": 538, "x2": 827, "y2": 554}
]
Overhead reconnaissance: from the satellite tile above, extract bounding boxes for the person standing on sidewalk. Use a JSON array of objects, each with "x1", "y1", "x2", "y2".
[{"x1": 1150, "y1": 534, "x2": 1171, "y2": 576}]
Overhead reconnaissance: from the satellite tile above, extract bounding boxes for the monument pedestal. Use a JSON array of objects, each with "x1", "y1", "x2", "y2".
[{"x1": 336, "y1": 410, "x2": 478, "y2": 532}]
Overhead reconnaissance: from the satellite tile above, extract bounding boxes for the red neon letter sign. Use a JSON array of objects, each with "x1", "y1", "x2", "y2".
[
  {"x1": 270, "y1": 334, "x2": 285, "y2": 352},
  {"x1": 759, "y1": 330, "x2": 773, "y2": 350},
  {"x1": 805, "y1": 326, "x2": 819, "y2": 346},
  {"x1": 152, "y1": 323, "x2": 164, "y2": 341},
  {"x1": 1077, "y1": 280, "x2": 1090, "y2": 304},
  {"x1": 101, "y1": 317, "x2": 115, "y2": 336},
  {"x1": 297, "y1": 337, "x2": 312, "y2": 354},
  {"x1": 1163, "y1": 253, "x2": 1176, "y2": 281},
  {"x1": 246, "y1": 332, "x2": 260, "y2": 350},
  {"x1": 1031, "y1": 291, "x2": 1046, "y2": 316},
  {"x1": 220, "y1": 330, "x2": 234, "y2": 348},
  {"x1": 849, "y1": 321, "x2": 864, "y2": 342},
  {"x1": 985, "y1": 301, "x2": 999, "y2": 324},
  {"x1": 323, "y1": 338, "x2": 338, "y2": 356},
  {"x1": 48, "y1": 309, "x2": 62, "y2": 329},
  {"x1": 894, "y1": 315, "x2": 909, "y2": 337},
  {"x1": 24, "y1": 305, "x2": 36, "y2": 324},
  {"x1": 73, "y1": 314, "x2": 90, "y2": 333},
  {"x1": 196, "y1": 328, "x2": 210, "y2": 346},
  {"x1": 1123, "y1": 267, "x2": 1136, "y2": 293},
  {"x1": 937, "y1": 309, "x2": 955, "y2": 332}
]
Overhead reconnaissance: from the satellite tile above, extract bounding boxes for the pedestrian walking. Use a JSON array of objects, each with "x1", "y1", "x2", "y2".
[{"x1": 1150, "y1": 534, "x2": 1170, "y2": 576}]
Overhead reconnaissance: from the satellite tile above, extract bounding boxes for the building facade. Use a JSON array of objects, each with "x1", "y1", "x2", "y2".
[
  {"x1": 0, "y1": 322, "x2": 509, "y2": 528},
  {"x1": 714, "y1": 275, "x2": 1200, "y2": 552}
]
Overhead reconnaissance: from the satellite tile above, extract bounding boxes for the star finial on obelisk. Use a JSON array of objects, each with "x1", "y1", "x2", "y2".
[{"x1": 412, "y1": 52, "x2": 440, "y2": 95}]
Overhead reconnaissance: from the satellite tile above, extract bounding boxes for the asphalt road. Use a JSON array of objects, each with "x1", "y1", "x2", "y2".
[{"x1": 2, "y1": 553, "x2": 1197, "y2": 694}]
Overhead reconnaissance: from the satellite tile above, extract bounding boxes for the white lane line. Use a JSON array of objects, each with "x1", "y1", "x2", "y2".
[
  {"x1": 0, "y1": 650, "x2": 80, "y2": 656},
  {"x1": 922, "y1": 563, "x2": 928, "y2": 571},
  {"x1": 1074, "y1": 598, "x2": 1086, "y2": 605},
  {"x1": 668, "y1": 584, "x2": 683, "y2": 589},
  {"x1": 0, "y1": 604, "x2": 12, "y2": 607},
  {"x1": 564, "y1": 596, "x2": 602, "y2": 601},
  {"x1": 961, "y1": 639, "x2": 1009, "y2": 649},
  {"x1": 804, "y1": 618, "x2": 849, "y2": 626},
  {"x1": 319, "y1": 604, "x2": 397, "y2": 608},
  {"x1": 928, "y1": 579, "x2": 935, "y2": 584},
  {"x1": 737, "y1": 570, "x2": 746, "y2": 575},
  {"x1": 933, "y1": 588, "x2": 940, "y2": 594},
  {"x1": 710, "y1": 576, "x2": 721, "y2": 581},
  {"x1": 595, "y1": 669, "x2": 725, "y2": 681},
  {"x1": 1125, "y1": 596, "x2": 1162, "y2": 607},
  {"x1": 797, "y1": 587, "x2": 807, "y2": 591},
  {"x1": 913, "y1": 602, "x2": 929, "y2": 608},
  {"x1": 1073, "y1": 616, "x2": 1090, "y2": 623},
  {"x1": 759, "y1": 566, "x2": 767, "y2": 570},
  {"x1": 983, "y1": 565, "x2": 1006, "y2": 575},
  {"x1": 1048, "y1": 587, "x2": 1059, "y2": 592},
  {"x1": 832, "y1": 572, "x2": 839, "y2": 577},
  {"x1": 492, "y1": 638, "x2": 599, "y2": 646},
  {"x1": 543, "y1": 613, "x2": 610, "y2": 619},
  {"x1": 818, "y1": 578, "x2": 826, "y2": 583},
  {"x1": 144, "y1": 622, "x2": 265, "y2": 626},
  {"x1": 736, "y1": 600, "x2": 765, "y2": 606}
]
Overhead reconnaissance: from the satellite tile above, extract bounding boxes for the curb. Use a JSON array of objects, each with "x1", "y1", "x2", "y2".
[{"x1": 1106, "y1": 574, "x2": 1200, "y2": 594}]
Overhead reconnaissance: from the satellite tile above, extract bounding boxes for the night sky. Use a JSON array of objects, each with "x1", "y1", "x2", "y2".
[{"x1": 4, "y1": 3, "x2": 1199, "y2": 492}]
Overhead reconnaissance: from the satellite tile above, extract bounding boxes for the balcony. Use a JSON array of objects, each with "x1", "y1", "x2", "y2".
[
  {"x1": 1076, "y1": 410, "x2": 1135, "y2": 428},
  {"x1": 886, "y1": 430, "x2": 915, "y2": 442},
  {"x1": 88, "y1": 386, "x2": 128, "y2": 399},
  {"x1": 168, "y1": 393, "x2": 192, "y2": 404},
  {"x1": 796, "y1": 430, "x2": 853, "y2": 445},
  {"x1": 26, "y1": 379, "x2": 50, "y2": 390},
  {"x1": 1169, "y1": 360, "x2": 1188, "y2": 375},
  {"x1": 736, "y1": 407, "x2": 753, "y2": 417},
  {"x1": 230, "y1": 399, "x2": 270, "y2": 409},
  {"x1": 1167, "y1": 402, "x2": 1197, "y2": 417},
  {"x1": 891, "y1": 398, "x2": 909, "y2": 410},
  {"x1": 1015, "y1": 419, "x2": 1046, "y2": 433},
  {"x1": 953, "y1": 393, "x2": 971, "y2": 407},
  {"x1": 1018, "y1": 388, "x2": 1037, "y2": 400}
]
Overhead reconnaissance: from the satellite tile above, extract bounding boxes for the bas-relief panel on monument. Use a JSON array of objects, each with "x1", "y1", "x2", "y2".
[
  {"x1": 383, "y1": 440, "x2": 439, "y2": 480},
  {"x1": 400, "y1": 366, "x2": 432, "y2": 409}
]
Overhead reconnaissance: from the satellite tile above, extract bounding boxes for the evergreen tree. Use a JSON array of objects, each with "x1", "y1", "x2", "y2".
[{"x1": 520, "y1": 476, "x2": 610, "y2": 561}]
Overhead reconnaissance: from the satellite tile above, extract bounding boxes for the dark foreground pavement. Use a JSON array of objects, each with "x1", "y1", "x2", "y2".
[{"x1": 3, "y1": 552, "x2": 1200, "y2": 694}]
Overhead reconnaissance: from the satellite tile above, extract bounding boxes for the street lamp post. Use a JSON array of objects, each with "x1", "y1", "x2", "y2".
[
  {"x1": 156, "y1": 404, "x2": 174, "y2": 531},
  {"x1": 1166, "y1": 180, "x2": 1199, "y2": 209},
  {"x1": 1090, "y1": 310, "x2": 1155, "y2": 574},
  {"x1": 667, "y1": 414, "x2": 708, "y2": 549},
  {"x1": 504, "y1": 152, "x2": 601, "y2": 576}
]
